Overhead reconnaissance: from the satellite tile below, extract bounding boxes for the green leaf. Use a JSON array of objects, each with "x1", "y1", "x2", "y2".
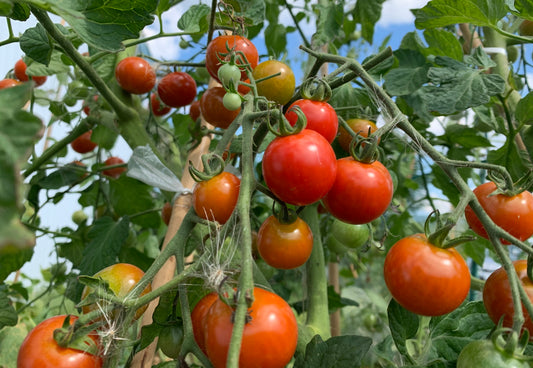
[
  {"x1": 413, "y1": 0, "x2": 508, "y2": 30},
  {"x1": 9, "y1": 2, "x2": 30, "y2": 20},
  {"x1": 327, "y1": 285, "x2": 359, "y2": 312},
  {"x1": 45, "y1": 0, "x2": 158, "y2": 52},
  {"x1": 295, "y1": 334, "x2": 372, "y2": 368},
  {"x1": 156, "y1": 0, "x2": 183, "y2": 16},
  {"x1": 443, "y1": 125, "x2": 492, "y2": 149},
  {"x1": 0, "y1": 285, "x2": 17, "y2": 329},
  {"x1": 19, "y1": 23, "x2": 52, "y2": 66},
  {"x1": 264, "y1": 23, "x2": 287, "y2": 58},
  {"x1": 312, "y1": 2, "x2": 344, "y2": 47},
  {"x1": 91, "y1": 123, "x2": 119, "y2": 150},
  {"x1": 459, "y1": 237, "x2": 486, "y2": 267},
  {"x1": 226, "y1": 0, "x2": 266, "y2": 25},
  {"x1": 516, "y1": 91, "x2": 533, "y2": 125},
  {"x1": 384, "y1": 49, "x2": 430, "y2": 96},
  {"x1": 0, "y1": 241, "x2": 34, "y2": 283},
  {"x1": 421, "y1": 56, "x2": 505, "y2": 115},
  {"x1": 79, "y1": 216, "x2": 130, "y2": 276},
  {"x1": 109, "y1": 177, "x2": 160, "y2": 228},
  {"x1": 431, "y1": 163, "x2": 461, "y2": 206},
  {"x1": 177, "y1": 4, "x2": 210, "y2": 34},
  {"x1": 329, "y1": 84, "x2": 378, "y2": 121},
  {"x1": 0, "y1": 323, "x2": 30, "y2": 367},
  {"x1": 423, "y1": 28, "x2": 464, "y2": 61},
  {"x1": 36, "y1": 163, "x2": 88, "y2": 189},
  {"x1": 0, "y1": 0, "x2": 13, "y2": 16},
  {"x1": 352, "y1": 0, "x2": 386, "y2": 44},
  {"x1": 487, "y1": 140, "x2": 531, "y2": 181},
  {"x1": 387, "y1": 299, "x2": 420, "y2": 359},
  {"x1": 25, "y1": 50, "x2": 71, "y2": 76}
]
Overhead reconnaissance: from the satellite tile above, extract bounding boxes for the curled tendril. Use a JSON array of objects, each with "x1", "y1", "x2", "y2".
[
  {"x1": 188, "y1": 153, "x2": 226, "y2": 182},
  {"x1": 267, "y1": 105, "x2": 306, "y2": 137},
  {"x1": 300, "y1": 77, "x2": 332, "y2": 102}
]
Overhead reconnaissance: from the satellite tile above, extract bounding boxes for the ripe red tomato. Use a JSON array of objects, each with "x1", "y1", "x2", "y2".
[
  {"x1": 17, "y1": 315, "x2": 102, "y2": 368},
  {"x1": 157, "y1": 71, "x2": 197, "y2": 108},
  {"x1": 262, "y1": 129, "x2": 337, "y2": 206},
  {"x1": 102, "y1": 156, "x2": 126, "y2": 179},
  {"x1": 322, "y1": 157, "x2": 393, "y2": 224},
  {"x1": 200, "y1": 87, "x2": 240, "y2": 129},
  {"x1": 253, "y1": 60, "x2": 295, "y2": 105},
  {"x1": 192, "y1": 292, "x2": 218, "y2": 353},
  {"x1": 257, "y1": 215, "x2": 313, "y2": 269},
  {"x1": 115, "y1": 56, "x2": 155, "y2": 94},
  {"x1": 70, "y1": 131, "x2": 98, "y2": 154},
  {"x1": 383, "y1": 233, "x2": 471, "y2": 316},
  {"x1": 14, "y1": 59, "x2": 47, "y2": 86},
  {"x1": 189, "y1": 100, "x2": 201, "y2": 121},
  {"x1": 161, "y1": 202, "x2": 172, "y2": 225},
  {"x1": 465, "y1": 182, "x2": 533, "y2": 243},
  {"x1": 193, "y1": 171, "x2": 240, "y2": 224},
  {"x1": 81, "y1": 263, "x2": 151, "y2": 320},
  {"x1": 337, "y1": 118, "x2": 378, "y2": 152},
  {"x1": 205, "y1": 35, "x2": 258, "y2": 82},
  {"x1": 204, "y1": 287, "x2": 298, "y2": 368},
  {"x1": 285, "y1": 99, "x2": 338, "y2": 143},
  {"x1": 0, "y1": 78, "x2": 22, "y2": 89},
  {"x1": 483, "y1": 260, "x2": 533, "y2": 336},
  {"x1": 151, "y1": 93, "x2": 171, "y2": 116}
]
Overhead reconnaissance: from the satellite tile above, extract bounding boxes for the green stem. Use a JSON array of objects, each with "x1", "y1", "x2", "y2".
[{"x1": 301, "y1": 204, "x2": 331, "y2": 339}]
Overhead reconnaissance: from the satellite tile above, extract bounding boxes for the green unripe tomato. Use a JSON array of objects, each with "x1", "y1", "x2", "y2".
[
  {"x1": 64, "y1": 95, "x2": 77, "y2": 107},
  {"x1": 330, "y1": 219, "x2": 369, "y2": 249},
  {"x1": 158, "y1": 325, "x2": 184, "y2": 359},
  {"x1": 326, "y1": 235, "x2": 350, "y2": 255},
  {"x1": 217, "y1": 63, "x2": 241, "y2": 90},
  {"x1": 222, "y1": 92, "x2": 242, "y2": 111},
  {"x1": 457, "y1": 339, "x2": 529, "y2": 368},
  {"x1": 507, "y1": 46, "x2": 519, "y2": 63},
  {"x1": 71, "y1": 210, "x2": 88, "y2": 225}
]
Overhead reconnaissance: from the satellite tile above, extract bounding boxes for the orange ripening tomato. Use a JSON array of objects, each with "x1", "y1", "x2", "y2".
[
  {"x1": 14, "y1": 59, "x2": 47, "y2": 86},
  {"x1": 191, "y1": 292, "x2": 218, "y2": 353},
  {"x1": 193, "y1": 172, "x2": 240, "y2": 224},
  {"x1": 115, "y1": 56, "x2": 155, "y2": 94},
  {"x1": 102, "y1": 156, "x2": 127, "y2": 179},
  {"x1": 71, "y1": 131, "x2": 98, "y2": 154},
  {"x1": 0, "y1": 78, "x2": 22, "y2": 89},
  {"x1": 337, "y1": 118, "x2": 378, "y2": 152}
]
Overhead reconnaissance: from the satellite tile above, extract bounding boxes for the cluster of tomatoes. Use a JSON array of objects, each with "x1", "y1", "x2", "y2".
[{"x1": 0, "y1": 58, "x2": 47, "y2": 90}]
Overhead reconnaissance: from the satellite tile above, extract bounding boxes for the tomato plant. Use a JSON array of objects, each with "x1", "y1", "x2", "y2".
[
  {"x1": 252, "y1": 60, "x2": 295, "y2": 105},
  {"x1": 157, "y1": 71, "x2": 197, "y2": 108},
  {"x1": 257, "y1": 215, "x2": 313, "y2": 269},
  {"x1": 102, "y1": 156, "x2": 127, "y2": 179},
  {"x1": 81, "y1": 263, "x2": 151, "y2": 320},
  {"x1": 192, "y1": 171, "x2": 240, "y2": 224},
  {"x1": 200, "y1": 86, "x2": 241, "y2": 129},
  {"x1": 337, "y1": 118, "x2": 378, "y2": 152},
  {"x1": 483, "y1": 260, "x2": 533, "y2": 336},
  {"x1": 262, "y1": 129, "x2": 337, "y2": 206},
  {"x1": 285, "y1": 99, "x2": 338, "y2": 143},
  {"x1": 205, "y1": 35, "x2": 258, "y2": 82},
  {"x1": 14, "y1": 59, "x2": 47, "y2": 86},
  {"x1": 457, "y1": 339, "x2": 530, "y2": 368},
  {"x1": 17, "y1": 315, "x2": 102, "y2": 368},
  {"x1": 0, "y1": 78, "x2": 21, "y2": 89},
  {"x1": 70, "y1": 131, "x2": 97, "y2": 154},
  {"x1": 204, "y1": 287, "x2": 298, "y2": 368},
  {"x1": 115, "y1": 56, "x2": 156, "y2": 94},
  {"x1": 150, "y1": 93, "x2": 171, "y2": 116},
  {"x1": 465, "y1": 182, "x2": 533, "y2": 243},
  {"x1": 191, "y1": 292, "x2": 218, "y2": 353},
  {"x1": 383, "y1": 233, "x2": 471, "y2": 316},
  {"x1": 322, "y1": 157, "x2": 393, "y2": 224}
]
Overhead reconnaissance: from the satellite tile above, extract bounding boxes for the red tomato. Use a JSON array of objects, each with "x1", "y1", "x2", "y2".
[
  {"x1": 285, "y1": 99, "x2": 338, "y2": 143},
  {"x1": 115, "y1": 56, "x2": 155, "y2": 94},
  {"x1": 204, "y1": 287, "x2": 298, "y2": 368},
  {"x1": 337, "y1": 118, "x2": 378, "y2": 152},
  {"x1": 71, "y1": 131, "x2": 98, "y2": 154},
  {"x1": 161, "y1": 202, "x2": 172, "y2": 226},
  {"x1": 193, "y1": 171, "x2": 240, "y2": 224},
  {"x1": 189, "y1": 100, "x2": 201, "y2": 122},
  {"x1": 81, "y1": 263, "x2": 151, "y2": 320},
  {"x1": 150, "y1": 93, "x2": 171, "y2": 116},
  {"x1": 262, "y1": 129, "x2": 337, "y2": 206},
  {"x1": 83, "y1": 95, "x2": 99, "y2": 116},
  {"x1": 483, "y1": 260, "x2": 533, "y2": 337},
  {"x1": 205, "y1": 35, "x2": 258, "y2": 82},
  {"x1": 102, "y1": 156, "x2": 126, "y2": 179},
  {"x1": 383, "y1": 233, "x2": 471, "y2": 316},
  {"x1": 17, "y1": 315, "x2": 102, "y2": 368},
  {"x1": 157, "y1": 71, "x2": 197, "y2": 108},
  {"x1": 14, "y1": 59, "x2": 47, "y2": 86},
  {"x1": 257, "y1": 215, "x2": 313, "y2": 269},
  {"x1": 200, "y1": 87, "x2": 240, "y2": 129},
  {"x1": 465, "y1": 182, "x2": 533, "y2": 243},
  {"x1": 0, "y1": 78, "x2": 22, "y2": 89},
  {"x1": 191, "y1": 292, "x2": 218, "y2": 353},
  {"x1": 322, "y1": 157, "x2": 393, "y2": 224}
]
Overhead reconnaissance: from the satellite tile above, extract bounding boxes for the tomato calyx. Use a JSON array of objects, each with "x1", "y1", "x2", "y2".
[
  {"x1": 268, "y1": 106, "x2": 306, "y2": 137},
  {"x1": 487, "y1": 168, "x2": 531, "y2": 198},
  {"x1": 424, "y1": 210, "x2": 475, "y2": 249},
  {"x1": 300, "y1": 77, "x2": 332, "y2": 102},
  {"x1": 490, "y1": 327, "x2": 532, "y2": 362},
  {"x1": 53, "y1": 315, "x2": 100, "y2": 355},
  {"x1": 188, "y1": 153, "x2": 226, "y2": 182},
  {"x1": 272, "y1": 201, "x2": 299, "y2": 225}
]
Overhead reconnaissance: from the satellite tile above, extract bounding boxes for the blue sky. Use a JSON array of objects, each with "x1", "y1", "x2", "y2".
[{"x1": 1, "y1": 0, "x2": 430, "y2": 281}]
